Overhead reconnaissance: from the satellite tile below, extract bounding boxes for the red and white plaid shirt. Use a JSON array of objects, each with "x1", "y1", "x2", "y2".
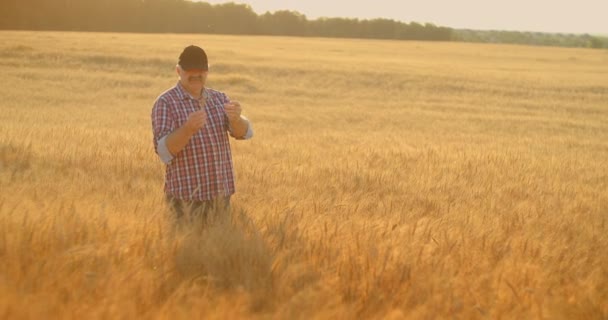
[{"x1": 151, "y1": 83, "x2": 248, "y2": 201}]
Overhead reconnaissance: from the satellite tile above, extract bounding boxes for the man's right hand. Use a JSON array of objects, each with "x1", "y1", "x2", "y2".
[{"x1": 185, "y1": 109, "x2": 207, "y2": 134}]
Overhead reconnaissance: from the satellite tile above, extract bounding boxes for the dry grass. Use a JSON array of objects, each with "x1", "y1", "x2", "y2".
[{"x1": 0, "y1": 30, "x2": 607, "y2": 319}]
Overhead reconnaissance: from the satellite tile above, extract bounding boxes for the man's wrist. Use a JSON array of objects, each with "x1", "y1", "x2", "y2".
[{"x1": 183, "y1": 123, "x2": 198, "y2": 136}]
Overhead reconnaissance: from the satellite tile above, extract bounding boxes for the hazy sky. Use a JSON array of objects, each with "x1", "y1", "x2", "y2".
[{"x1": 202, "y1": 0, "x2": 607, "y2": 34}]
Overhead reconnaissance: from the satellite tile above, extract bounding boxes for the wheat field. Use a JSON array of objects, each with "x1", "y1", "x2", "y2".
[{"x1": 0, "y1": 30, "x2": 607, "y2": 319}]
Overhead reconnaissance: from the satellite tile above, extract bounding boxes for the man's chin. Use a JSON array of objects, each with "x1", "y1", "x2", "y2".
[{"x1": 186, "y1": 83, "x2": 204, "y2": 91}]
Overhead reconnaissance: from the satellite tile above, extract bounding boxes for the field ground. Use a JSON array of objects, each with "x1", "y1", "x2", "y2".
[{"x1": 0, "y1": 31, "x2": 607, "y2": 319}]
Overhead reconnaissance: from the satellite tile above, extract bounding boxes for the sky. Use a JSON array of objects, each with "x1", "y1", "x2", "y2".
[{"x1": 202, "y1": 0, "x2": 608, "y2": 35}]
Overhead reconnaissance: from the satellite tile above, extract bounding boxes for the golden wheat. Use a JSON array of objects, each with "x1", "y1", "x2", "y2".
[{"x1": 0, "y1": 30, "x2": 607, "y2": 319}]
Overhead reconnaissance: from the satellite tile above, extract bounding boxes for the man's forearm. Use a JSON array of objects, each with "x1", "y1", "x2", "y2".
[
  {"x1": 229, "y1": 116, "x2": 249, "y2": 138},
  {"x1": 165, "y1": 125, "x2": 196, "y2": 156}
]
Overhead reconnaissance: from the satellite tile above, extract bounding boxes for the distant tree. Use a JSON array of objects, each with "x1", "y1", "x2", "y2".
[
  {"x1": 259, "y1": 10, "x2": 307, "y2": 36},
  {"x1": 588, "y1": 36, "x2": 605, "y2": 49},
  {"x1": 211, "y1": 2, "x2": 258, "y2": 34},
  {"x1": 311, "y1": 17, "x2": 361, "y2": 38},
  {"x1": 366, "y1": 19, "x2": 397, "y2": 39}
]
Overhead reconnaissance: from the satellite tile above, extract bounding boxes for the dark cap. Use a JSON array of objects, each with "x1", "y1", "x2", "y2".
[{"x1": 178, "y1": 45, "x2": 208, "y2": 71}]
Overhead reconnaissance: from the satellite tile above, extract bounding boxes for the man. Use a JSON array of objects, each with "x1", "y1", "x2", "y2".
[{"x1": 151, "y1": 45, "x2": 253, "y2": 221}]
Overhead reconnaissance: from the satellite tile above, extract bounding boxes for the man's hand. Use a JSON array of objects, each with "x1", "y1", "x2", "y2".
[
  {"x1": 185, "y1": 109, "x2": 207, "y2": 134},
  {"x1": 224, "y1": 101, "x2": 242, "y2": 123}
]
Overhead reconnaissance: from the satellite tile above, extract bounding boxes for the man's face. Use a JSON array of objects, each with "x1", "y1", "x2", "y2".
[{"x1": 177, "y1": 66, "x2": 208, "y2": 95}]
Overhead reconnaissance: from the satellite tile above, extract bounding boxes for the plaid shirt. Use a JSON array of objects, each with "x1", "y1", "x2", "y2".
[{"x1": 152, "y1": 83, "x2": 244, "y2": 201}]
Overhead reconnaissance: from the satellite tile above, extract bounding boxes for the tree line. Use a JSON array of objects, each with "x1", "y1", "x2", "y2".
[
  {"x1": 454, "y1": 29, "x2": 608, "y2": 49},
  {"x1": 1, "y1": 0, "x2": 606, "y2": 48},
  {"x1": 0, "y1": 0, "x2": 452, "y2": 40}
]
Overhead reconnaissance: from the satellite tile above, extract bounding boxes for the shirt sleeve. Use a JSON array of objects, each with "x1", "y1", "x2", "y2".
[
  {"x1": 156, "y1": 135, "x2": 174, "y2": 164},
  {"x1": 228, "y1": 116, "x2": 254, "y2": 140},
  {"x1": 151, "y1": 98, "x2": 175, "y2": 163}
]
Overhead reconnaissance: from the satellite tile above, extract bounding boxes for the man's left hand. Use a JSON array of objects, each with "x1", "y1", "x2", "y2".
[{"x1": 224, "y1": 102, "x2": 242, "y2": 123}]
